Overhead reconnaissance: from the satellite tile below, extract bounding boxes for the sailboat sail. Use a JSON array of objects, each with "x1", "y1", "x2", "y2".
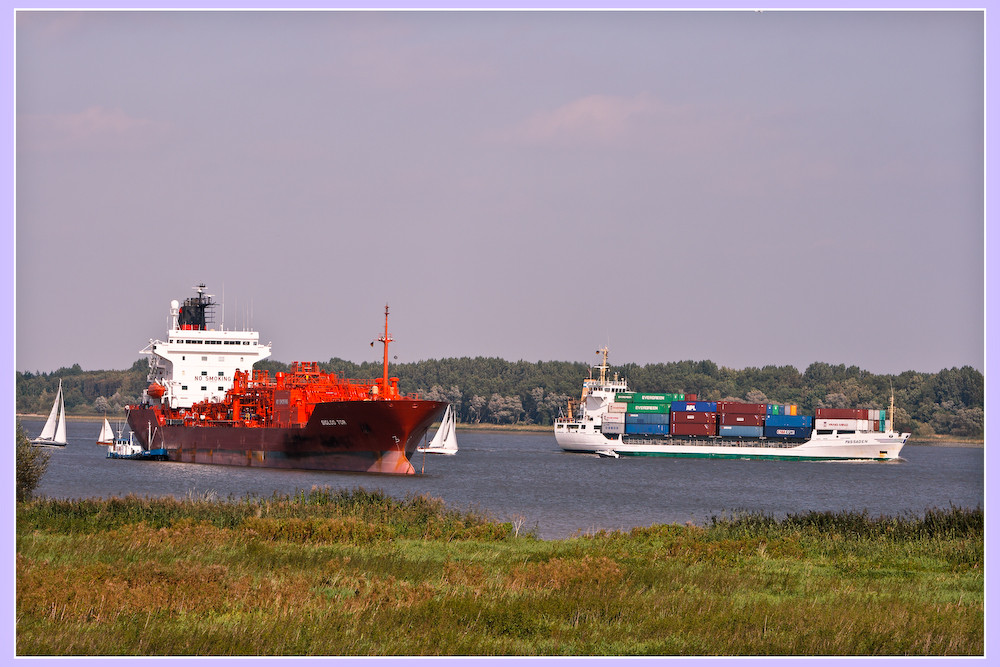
[
  {"x1": 97, "y1": 418, "x2": 115, "y2": 445},
  {"x1": 419, "y1": 405, "x2": 458, "y2": 455},
  {"x1": 33, "y1": 380, "x2": 68, "y2": 446},
  {"x1": 54, "y1": 388, "x2": 67, "y2": 444}
]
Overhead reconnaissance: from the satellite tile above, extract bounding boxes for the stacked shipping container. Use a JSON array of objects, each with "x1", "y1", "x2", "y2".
[
  {"x1": 716, "y1": 401, "x2": 766, "y2": 438},
  {"x1": 763, "y1": 414, "x2": 812, "y2": 439},
  {"x1": 618, "y1": 392, "x2": 685, "y2": 436},
  {"x1": 669, "y1": 401, "x2": 718, "y2": 436},
  {"x1": 608, "y1": 393, "x2": 884, "y2": 440},
  {"x1": 814, "y1": 408, "x2": 887, "y2": 432},
  {"x1": 763, "y1": 405, "x2": 807, "y2": 438},
  {"x1": 601, "y1": 412, "x2": 625, "y2": 434}
]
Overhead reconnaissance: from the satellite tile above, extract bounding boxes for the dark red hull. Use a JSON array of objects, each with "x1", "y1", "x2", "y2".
[{"x1": 127, "y1": 399, "x2": 447, "y2": 474}]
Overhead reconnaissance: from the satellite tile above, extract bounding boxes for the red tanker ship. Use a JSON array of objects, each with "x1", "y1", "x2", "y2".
[{"x1": 127, "y1": 285, "x2": 446, "y2": 474}]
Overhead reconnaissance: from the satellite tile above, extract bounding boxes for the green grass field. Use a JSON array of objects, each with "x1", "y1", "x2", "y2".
[{"x1": 16, "y1": 489, "x2": 982, "y2": 656}]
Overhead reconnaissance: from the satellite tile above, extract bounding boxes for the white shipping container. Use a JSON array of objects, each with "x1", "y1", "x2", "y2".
[
  {"x1": 607, "y1": 402, "x2": 627, "y2": 413},
  {"x1": 601, "y1": 420, "x2": 624, "y2": 434},
  {"x1": 815, "y1": 419, "x2": 877, "y2": 432},
  {"x1": 815, "y1": 418, "x2": 863, "y2": 431},
  {"x1": 602, "y1": 413, "x2": 625, "y2": 424}
]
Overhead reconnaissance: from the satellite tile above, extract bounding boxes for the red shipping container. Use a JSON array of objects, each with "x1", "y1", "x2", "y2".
[
  {"x1": 685, "y1": 394, "x2": 698, "y2": 401},
  {"x1": 671, "y1": 423, "x2": 717, "y2": 436},
  {"x1": 719, "y1": 413, "x2": 764, "y2": 426},
  {"x1": 670, "y1": 411, "x2": 717, "y2": 424},
  {"x1": 815, "y1": 408, "x2": 867, "y2": 419},
  {"x1": 716, "y1": 401, "x2": 767, "y2": 415}
]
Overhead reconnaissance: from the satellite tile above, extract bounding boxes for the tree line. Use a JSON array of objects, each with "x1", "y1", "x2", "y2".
[{"x1": 15, "y1": 357, "x2": 984, "y2": 438}]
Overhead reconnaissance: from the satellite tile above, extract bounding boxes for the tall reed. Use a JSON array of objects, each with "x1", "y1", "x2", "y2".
[{"x1": 16, "y1": 494, "x2": 982, "y2": 656}]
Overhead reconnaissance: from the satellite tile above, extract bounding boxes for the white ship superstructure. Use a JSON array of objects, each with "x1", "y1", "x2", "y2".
[
  {"x1": 140, "y1": 284, "x2": 271, "y2": 409},
  {"x1": 557, "y1": 346, "x2": 629, "y2": 443}
]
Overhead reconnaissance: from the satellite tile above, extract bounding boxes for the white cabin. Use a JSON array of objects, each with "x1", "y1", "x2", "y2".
[{"x1": 140, "y1": 284, "x2": 271, "y2": 409}]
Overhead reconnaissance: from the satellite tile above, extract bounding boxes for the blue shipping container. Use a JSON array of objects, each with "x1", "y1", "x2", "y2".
[
  {"x1": 625, "y1": 413, "x2": 671, "y2": 425},
  {"x1": 670, "y1": 401, "x2": 718, "y2": 413},
  {"x1": 624, "y1": 423, "x2": 671, "y2": 435},
  {"x1": 764, "y1": 426, "x2": 811, "y2": 439},
  {"x1": 764, "y1": 415, "x2": 813, "y2": 428},
  {"x1": 719, "y1": 425, "x2": 764, "y2": 438}
]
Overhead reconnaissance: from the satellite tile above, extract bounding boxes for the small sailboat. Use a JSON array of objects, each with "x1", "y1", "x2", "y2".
[
  {"x1": 418, "y1": 404, "x2": 458, "y2": 455},
  {"x1": 97, "y1": 416, "x2": 115, "y2": 446},
  {"x1": 32, "y1": 379, "x2": 68, "y2": 447}
]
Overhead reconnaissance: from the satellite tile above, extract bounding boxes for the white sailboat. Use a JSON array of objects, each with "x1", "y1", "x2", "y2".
[
  {"x1": 32, "y1": 379, "x2": 68, "y2": 447},
  {"x1": 97, "y1": 416, "x2": 115, "y2": 446},
  {"x1": 418, "y1": 404, "x2": 458, "y2": 455}
]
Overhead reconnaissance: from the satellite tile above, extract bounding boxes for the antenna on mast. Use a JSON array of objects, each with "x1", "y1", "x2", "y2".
[
  {"x1": 378, "y1": 304, "x2": 393, "y2": 397},
  {"x1": 595, "y1": 346, "x2": 609, "y2": 385},
  {"x1": 888, "y1": 379, "x2": 896, "y2": 433}
]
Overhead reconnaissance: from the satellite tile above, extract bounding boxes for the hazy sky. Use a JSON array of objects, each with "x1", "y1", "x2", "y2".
[{"x1": 13, "y1": 7, "x2": 986, "y2": 376}]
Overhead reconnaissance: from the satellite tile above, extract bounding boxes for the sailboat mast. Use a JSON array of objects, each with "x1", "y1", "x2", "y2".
[{"x1": 54, "y1": 382, "x2": 67, "y2": 444}]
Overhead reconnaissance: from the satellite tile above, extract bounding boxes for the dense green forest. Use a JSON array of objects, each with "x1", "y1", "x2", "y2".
[{"x1": 15, "y1": 357, "x2": 984, "y2": 439}]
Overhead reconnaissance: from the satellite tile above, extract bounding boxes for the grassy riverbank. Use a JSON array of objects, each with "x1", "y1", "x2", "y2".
[{"x1": 16, "y1": 490, "x2": 982, "y2": 656}]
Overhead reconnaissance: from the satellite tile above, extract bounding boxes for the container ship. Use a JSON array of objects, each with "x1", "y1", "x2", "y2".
[
  {"x1": 554, "y1": 348, "x2": 908, "y2": 461},
  {"x1": 126, "y1": 285, "x2": 447, "y2": 474}
]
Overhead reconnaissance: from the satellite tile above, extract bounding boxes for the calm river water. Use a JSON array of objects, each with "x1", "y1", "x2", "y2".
[{"x1": 25, "y1": 419, "x2": 984, "y2": 540}]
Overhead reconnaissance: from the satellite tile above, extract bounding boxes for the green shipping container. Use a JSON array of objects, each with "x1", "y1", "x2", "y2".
[
  {"x1": 627, "y1": 402, "x2": 670, "y2": 413},
  {"x1": 614, "y1": 393, "x2": 636, "y2": 403},
  {"x1": 632, "y1": 394, "x2": 684, "y2": 403},
  {"x1": 635, "y1": 393, "x2": 672, "y2": 403}
]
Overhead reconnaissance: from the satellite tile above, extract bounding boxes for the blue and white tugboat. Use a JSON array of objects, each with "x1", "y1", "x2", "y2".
[{"x1": 107, "y1": 417, "x2": 168, "y2": 461}]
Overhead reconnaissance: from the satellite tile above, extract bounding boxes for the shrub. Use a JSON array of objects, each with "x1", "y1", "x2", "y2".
[{"x1": 16, "y1": 420, "x2": 49, "y2": 502}]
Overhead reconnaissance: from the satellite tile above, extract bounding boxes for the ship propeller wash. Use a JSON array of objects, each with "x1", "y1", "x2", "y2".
[
  {"x1": 554, "y1": 348, "x2": 908, "y2": 461},
  {"x1": 127, "y1": 285, "x2": 446, "y2": 474}
]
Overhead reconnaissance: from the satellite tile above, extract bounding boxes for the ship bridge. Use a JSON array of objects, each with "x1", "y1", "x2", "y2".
[
  {"x1": 578, "y1": 347, "x2": 629, "y2": 419},
  {"x1": 141, "y1": 285, "x2": 272, "y2": 409}
]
